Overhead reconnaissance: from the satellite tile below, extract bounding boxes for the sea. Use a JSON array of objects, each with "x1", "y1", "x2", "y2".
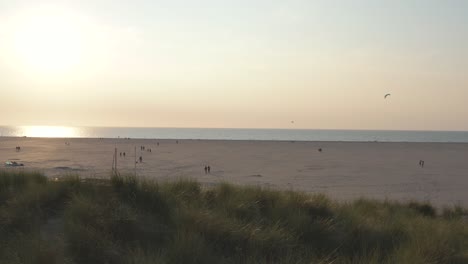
[{"x1": 1, "y1": 126, "x2": 468, "y2": 143}]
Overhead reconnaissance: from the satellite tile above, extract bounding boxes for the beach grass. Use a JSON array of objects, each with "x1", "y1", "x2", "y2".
[{"x1": 0, "y1": 171, "x2": 467, "y2": 264}]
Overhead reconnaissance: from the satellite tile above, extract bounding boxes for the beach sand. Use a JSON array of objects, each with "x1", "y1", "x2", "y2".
[{"x1": 1, "y1": 137, "x2": 468, "y2": 208}]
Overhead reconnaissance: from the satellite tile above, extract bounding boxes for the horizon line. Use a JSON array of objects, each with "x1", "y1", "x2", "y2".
[{"x1": 1, "y1": 125, "x2": 468, "y2": 133}]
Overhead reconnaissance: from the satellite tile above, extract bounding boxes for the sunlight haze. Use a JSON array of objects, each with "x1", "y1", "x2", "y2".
[{"x1": 0, "y1": 0, "x2": 467, "y2": 130}]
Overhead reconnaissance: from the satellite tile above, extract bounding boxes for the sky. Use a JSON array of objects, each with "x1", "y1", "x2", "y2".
[{"x1": 0, "y1": 0, "x2": 467, "y2": 130}]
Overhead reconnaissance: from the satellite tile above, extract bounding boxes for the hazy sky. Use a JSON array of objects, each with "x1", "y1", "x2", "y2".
[{"x1": 0, "y1": 0, "x2": 467, "y2": 130}]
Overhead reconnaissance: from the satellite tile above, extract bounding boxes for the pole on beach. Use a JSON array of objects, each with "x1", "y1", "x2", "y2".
[
  {"x1": 112, "y1": 151, "x2": 115, "y2": 174},
  {"x1": 114, "y1": 147, "x2": 117, "y2": 175},
  {"x1": 112, "y1": 148, "x2": 118, "y2": 176},
  {"x1": 134, "y1": 146, "x2": 137, "y2": 177}
]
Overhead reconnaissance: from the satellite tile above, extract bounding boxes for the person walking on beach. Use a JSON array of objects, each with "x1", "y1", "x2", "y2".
[
  {"x1": 123, "y1": 152, "x2": 126, "y2": 157},
  {"x1": 139, "y1": 156, "x2": 143, "y2": 163},
  {"x1": 207, "y1": 166, "x2": 211, "y2": 174},
  {"x1": 204, "y1": 166, "x2": 208, "y2": 174}
]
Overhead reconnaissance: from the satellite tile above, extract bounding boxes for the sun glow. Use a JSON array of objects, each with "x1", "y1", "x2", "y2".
[
  {"x1": 11, "y1": 6, "x2": 87, "y2": 74},
  {"x1": 20, "y1": 126, "x2": 80, "y2": 138}
]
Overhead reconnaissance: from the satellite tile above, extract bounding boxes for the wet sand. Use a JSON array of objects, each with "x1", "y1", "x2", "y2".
[{"x1": 1, "y1": 137, "x2": 468, "y2": 208}]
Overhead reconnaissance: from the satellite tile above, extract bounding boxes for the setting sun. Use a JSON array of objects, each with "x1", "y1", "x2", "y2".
[{"x1": 11, "y1": 6, "x2": 86, "y2": 74}]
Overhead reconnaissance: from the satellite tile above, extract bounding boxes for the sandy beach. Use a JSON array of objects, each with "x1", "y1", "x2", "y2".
[{"x1": 1, "y1": 137, "x2": 468, "y2": 208}]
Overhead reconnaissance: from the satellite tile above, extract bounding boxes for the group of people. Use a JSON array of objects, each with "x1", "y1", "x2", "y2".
[
  {"x1": 204, "y1": 165, "x2": 211, "y2": 174},
  {"x1": 15, "y1": 146, "x2": 21, "y2": 152},
  {"x1": 140, "y1": 145, "x2": 153, "y2": 152}
]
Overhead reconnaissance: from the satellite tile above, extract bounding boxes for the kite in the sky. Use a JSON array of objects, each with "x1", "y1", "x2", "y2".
[{"x1": 384, "y1": 93, "x2": 391, "y2": 99}]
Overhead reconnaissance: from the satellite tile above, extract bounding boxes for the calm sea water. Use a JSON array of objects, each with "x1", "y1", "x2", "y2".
[{"x1": 1, "y1": 126, "x2": 468, "y2": 142}]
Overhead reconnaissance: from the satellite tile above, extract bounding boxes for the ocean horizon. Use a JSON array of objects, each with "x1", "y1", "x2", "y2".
[{"x1": 2, "y1": 126, "x2": 468, "y2": 143}]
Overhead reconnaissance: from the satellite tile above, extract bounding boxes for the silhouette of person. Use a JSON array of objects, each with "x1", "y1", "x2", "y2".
[
  {"x1": 418, "y1": 160, "x2": 425, "y2": 167},
  {"x1": 123, "y1": 152, "x2": 126, "y2": 157},
  {"x1": 204, "y1": 166, "x2": 208, "y2": 174},
  {"x1": 139, "y1": 156, "x2": 143, "y2": 163},
  {"x1": 207, "y1": 166, "x2": 211, "y2": 173}
]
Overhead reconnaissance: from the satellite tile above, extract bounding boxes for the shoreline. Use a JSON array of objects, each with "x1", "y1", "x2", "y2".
[{"x1": 3, "y1": 136, "x2": 468, "y2": 144}]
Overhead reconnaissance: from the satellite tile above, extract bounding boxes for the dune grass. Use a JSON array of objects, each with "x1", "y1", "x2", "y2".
[{"x1": 0, "y1": 171, "x2": 467, "y2": 263}]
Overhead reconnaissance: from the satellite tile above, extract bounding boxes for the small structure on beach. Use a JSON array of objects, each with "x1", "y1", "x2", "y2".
[{"x1": 5, "y1": 161, "x2": 24, "y2": 167}]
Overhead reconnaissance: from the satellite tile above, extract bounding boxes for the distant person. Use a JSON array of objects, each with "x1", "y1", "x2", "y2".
[
  {"x1": 318, "y1": 148, "x2": 322, "y2": 152},
  {"x1": 120, "y1": 152, "x2": 122, "y2": 157},
  {"x1": 157, "y1": 142, "x2": 159, "y2": 146},
  {"x1": 139, "y1": 156, "x2": 143, "y2": 163},
  {"x1": 207, "y1": 166, "x2": 211, "y2": 173},
  {"x1": 176, "y1": 140, "x2": 179, "y2": 144},
  {"x1": 123, "y1": 152, "x2": 126, "y2": 157},
  {"x1": 204, "y1": 166, "x2": 208, "y2": 174}
]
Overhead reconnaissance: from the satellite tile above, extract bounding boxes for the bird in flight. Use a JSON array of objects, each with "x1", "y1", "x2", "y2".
[{"x1": 384, "y1": 93, "x2": 391, "y2": 99}]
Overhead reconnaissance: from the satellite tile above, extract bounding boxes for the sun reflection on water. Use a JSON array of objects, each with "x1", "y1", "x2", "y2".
[{"x1": 19, "y1": 126, "x2": 81, "y2": 138}]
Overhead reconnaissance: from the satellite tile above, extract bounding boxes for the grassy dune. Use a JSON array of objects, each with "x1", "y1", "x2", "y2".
[{"x1": 0, "y1": 171, "x2": 467, "y2": 264}]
